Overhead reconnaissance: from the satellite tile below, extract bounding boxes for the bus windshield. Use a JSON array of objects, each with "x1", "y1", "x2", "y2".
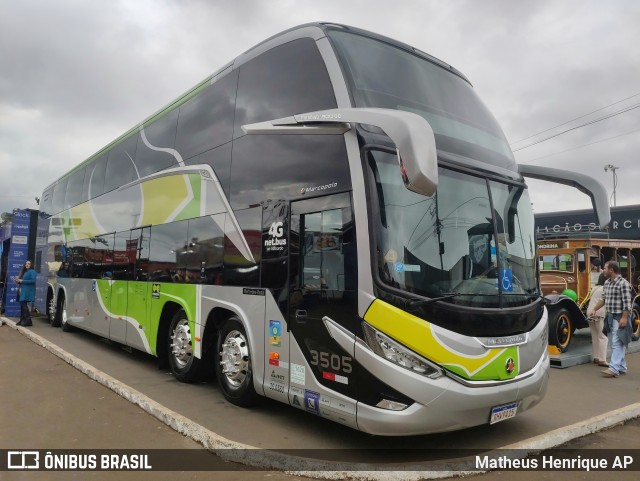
[
  {"x1": 369, "y1": 151, "x2": 539, "y2": 308},
  {"x1": 329, "y1": 29, "x2": 516, "y2": 170}
]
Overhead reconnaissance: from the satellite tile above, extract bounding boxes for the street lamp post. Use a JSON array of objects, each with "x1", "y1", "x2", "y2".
[{"x1": 604, "y1": 164, "x2": 619, "y2": 207}]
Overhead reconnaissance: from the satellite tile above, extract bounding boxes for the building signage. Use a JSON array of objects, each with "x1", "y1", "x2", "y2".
[
  {"x1": 535, "y1": 205, "x2": 640, "y2": 240},
  {"x1": 537, "y1": 242, "x2": 563, "y2": 250}
]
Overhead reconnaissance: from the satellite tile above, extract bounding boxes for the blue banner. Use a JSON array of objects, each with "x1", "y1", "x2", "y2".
[{"x1": 4, "y1": 210, "x2": 32, "y2": 317}]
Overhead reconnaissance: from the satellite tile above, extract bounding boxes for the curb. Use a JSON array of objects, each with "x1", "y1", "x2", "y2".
[{"x1": 3, "y1": 316, "x2": 639, "y2": 480}]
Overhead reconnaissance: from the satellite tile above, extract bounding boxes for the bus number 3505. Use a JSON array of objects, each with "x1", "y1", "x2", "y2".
[{"x1": 309, "y1": 349, "x2": 353, "y2": 373}]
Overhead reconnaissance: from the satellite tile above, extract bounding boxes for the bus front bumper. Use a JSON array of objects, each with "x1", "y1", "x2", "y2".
[{"x1": 353, "y1": 340, "x2": 550, "y2": 436}]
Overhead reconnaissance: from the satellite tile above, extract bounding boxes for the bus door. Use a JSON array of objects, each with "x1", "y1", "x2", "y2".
[
  {"x1": 127, "y1": 227, "x2": 151, "y2": 352},
  {"x1": 288, "y1": 193, "x2": 359, "y2": 418}
]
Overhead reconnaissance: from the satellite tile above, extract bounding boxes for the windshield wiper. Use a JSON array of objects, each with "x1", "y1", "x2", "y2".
[{"x1": 405, "y1": 293, "x2": 460, "y2": 309}]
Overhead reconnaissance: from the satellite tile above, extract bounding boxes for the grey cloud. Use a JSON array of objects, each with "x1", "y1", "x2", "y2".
[{"x1": 1, "y1": 0, "x2": 639, "y2": 216}]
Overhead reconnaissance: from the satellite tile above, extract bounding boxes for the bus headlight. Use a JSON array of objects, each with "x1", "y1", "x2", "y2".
[{"x1": 362, "y1": 322, "x2": 444, "y2": 379}]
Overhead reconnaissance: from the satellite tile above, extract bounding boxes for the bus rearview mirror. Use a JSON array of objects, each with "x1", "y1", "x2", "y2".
[
  {"x1": 242, "y1": 108, "x2": 438, "y2": 196},
  {"x1": 519, "y1": 164, "x2": 611, "y2": 228}
]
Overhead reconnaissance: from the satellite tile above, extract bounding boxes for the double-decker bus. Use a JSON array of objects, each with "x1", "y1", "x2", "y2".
[
  {"x1": 34, "y1": 23, "x2": 610, "y2": 435},
  {"x1": 538, "y1": 234, "x2": 640, "y2": 351}
]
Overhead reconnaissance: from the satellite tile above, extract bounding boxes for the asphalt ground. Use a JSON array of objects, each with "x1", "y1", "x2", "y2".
[
  {"x1": 0, "y1": 317, "x2": 309, "y2": 481},
  {"x1": 1, "y1": 314, "x2": 640, "y2": 480}
]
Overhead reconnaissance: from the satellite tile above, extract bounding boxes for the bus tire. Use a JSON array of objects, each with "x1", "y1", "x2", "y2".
[
  {"x1": 60, "y1": 297, "x2": 73, "y2": 332},
  {"x1": 216, "y1": 316, "x2": 259, "y2": 407},
  {"x1": 51, "y1": 293, "x2": 63, "y2": 328},
  {"x1": 167, "y1": 309, "x2": 202, "y2": 383},
  {"x1": 548, "y1": 307, "x2": 572, "y2": 352},
  {"x1": 47, "y1": 291, "x2": 56, "y2": 325}
]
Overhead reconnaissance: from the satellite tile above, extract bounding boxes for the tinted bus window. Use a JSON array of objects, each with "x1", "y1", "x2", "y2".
[
  {"x1": 51, "y1": 178, "x2": 68, "y2": 214},
  {"x1": 73, "y1": 234, "x2": 114, "y2": 279},
  {"x1": 183, "y1": 142, "x2": 232, "y2": 197},
  {"x1": 230, "y1": 135, "x2": 350, "y2": 209},
  {"x1": 112, "y1": 231, "x2": 134, "y2": 280},
  {"x1": 67, "y1": 238, "x2": 93, "y2": 278},
  {"x1": 175, "y1": 70, "x2": 238, "y2": 161},
  {"x1": 234, "y1": 38, "x2": 337, "y2": 137},
  {"x1": 64, "y1": 167, "x2": 86, "y2": 209},
  {"x1": 104, "y1": 135, "x2": 139, "y2": 193},
  {"x1": 223, "y1": 207, "x2": 261, "y2": 287},
  {"x1": 88, "y1": 155, "x2": 108, "y2": 199},
  {"x1": 135, "y1": 108, "x2": 180, "y2": 178},
  {"x1": 185, "y1": 214, "x2": 225, "y2": 284},
  {"x1": 148, "y1": 220, "x2": 188, "y2": 282},
  {"x1": 41, "y1": 187, "x2": 54, "y2": 216},
  {"x1": 96, "y1": 234, "x2": 115, "y2": 279}
]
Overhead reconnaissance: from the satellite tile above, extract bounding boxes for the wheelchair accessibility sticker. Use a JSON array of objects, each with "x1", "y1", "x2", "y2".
[{"x1": 499, "y1": 268, "x2": 513, "y2": 292}]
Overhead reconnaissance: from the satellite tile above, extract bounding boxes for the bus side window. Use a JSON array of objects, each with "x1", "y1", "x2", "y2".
[
  {"x1": 147, "y1": 221, "x2": 188, "y2": 283},
  {"x1": 135, "y1": 109, "x2": 180, "y2": 178},
  {"x1": 233, "y1": 38, "x2": 337, "y2": 138},
  {"x1": 175, "y1": 70, "x2": 237, "y2": 162},
  {"x1": 104, "y1": 135, "x2": 139, "y2": 194},
  {"x1": 87, "y1": 154, "x2": 107, "y2": 200},
  {"x1": 223, "y1": 207, "x2": 261, "y2": 287},
  {"x1": 112, "y1": 231, "x2": 133, "y2": 281},
  {"x1": 65, "y1": 166, "x2": 86, "y2": 210},
  {"x1": 229, "y1": 37, "x2": 349, "y2": 211},
  {"x1": 185, "y1": 214, "x2": 225, "y2": 285},
  {"x1": 51, "y1": 178, "x2": 67, "y2": 215}
]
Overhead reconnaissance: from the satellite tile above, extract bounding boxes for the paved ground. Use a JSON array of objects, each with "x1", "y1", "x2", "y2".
[
  {"x1": 1, "y1": 315, "x2": 639, "y2": 480},
  {"x1": 0, "y1": 318, "x2": 310, "y2": 481}
]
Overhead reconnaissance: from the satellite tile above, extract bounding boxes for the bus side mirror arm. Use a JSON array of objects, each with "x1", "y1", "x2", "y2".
[
  {"x1": 242, "y1": 108, "x2": 438, "y2": 196},
  {"x1": 518, "y1": 164, "x2": 611, "y2": 228}
]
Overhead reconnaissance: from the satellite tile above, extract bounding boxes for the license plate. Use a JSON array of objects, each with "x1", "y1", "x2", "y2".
[{"x1": 490, "y1": 402, "x2": 518, "y2": 424}]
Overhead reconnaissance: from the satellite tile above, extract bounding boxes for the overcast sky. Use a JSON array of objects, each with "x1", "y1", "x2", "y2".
[{"x1": 1, "y1": 0, "x2": 639, "y2": 219}]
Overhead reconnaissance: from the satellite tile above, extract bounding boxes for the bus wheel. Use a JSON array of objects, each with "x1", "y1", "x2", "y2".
[
  {"x1": 51, "y1": 294, "x2": 63, "y2": 328},
  {"x1": 216, "y1": 316, "x2": 259, "y2": 407},
  {"x1": 47, "y1": 293, "x2": 56, "y2": 325},
  {"x1": 632, "y1": 303, "x2": 640, "y2": 342},
  {"x1": 60, "y1": 297, "x2": 73, "y2": 332},
  {"x1": 168, "y1": 309, "x2": 202, "y2": 383},
  {"x1": 549, "y1": 308, "x2": 572, "y2": 352}
]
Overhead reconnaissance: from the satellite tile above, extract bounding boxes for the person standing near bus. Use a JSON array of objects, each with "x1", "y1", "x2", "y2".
[
  {"x1": 588, "y1": 261, "x2": 633, "y2": 378},
  {"x1": 15, "y1": 260, "x2": 36, "y2": 327},
  {"x1": 586, "y1": 273, "x2": 608, "y2": 367}
]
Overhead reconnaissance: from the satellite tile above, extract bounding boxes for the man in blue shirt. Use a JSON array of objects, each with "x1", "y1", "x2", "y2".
[{"x1": 588, "y1": 261, "x2": 633, "y2": 377}]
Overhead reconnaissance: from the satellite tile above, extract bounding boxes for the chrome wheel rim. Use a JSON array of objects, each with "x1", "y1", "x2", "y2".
[
  {"x1": 170, "y1": 318, "x2": 192, "y2": 368},
  {"x1": 48, "y1": 297, "x2": 56, "y2": 323},
  {"x1": 61, "y1": 300, "x2": 67, "y2": 326},
  {"x1": 219, "y1": 330, "x2": 250, "y2": 388}
]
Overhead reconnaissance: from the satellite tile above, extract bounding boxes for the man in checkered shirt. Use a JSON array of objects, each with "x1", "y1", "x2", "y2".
[{"x1": 588, "y1": 260, "x2": 633, "y2": 377}]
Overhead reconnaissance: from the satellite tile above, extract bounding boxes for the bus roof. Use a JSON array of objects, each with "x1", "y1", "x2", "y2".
[{"x1": 43, "y1": 22, "x2": 469, "y2": 192}]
